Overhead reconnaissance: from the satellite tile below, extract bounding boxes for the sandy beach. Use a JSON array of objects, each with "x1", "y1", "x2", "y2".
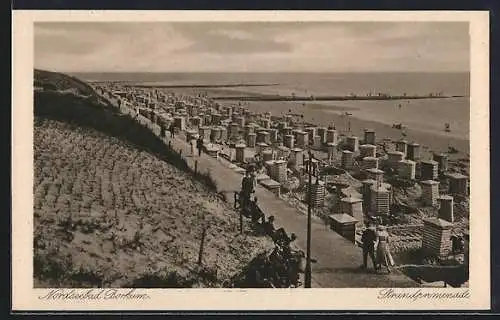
[
  {"x1": 238, "y1": 99, "x2": 470, "y2": 157},
  {"x1": 167, "y1": 86, "x2": 469, "y2": 158}
]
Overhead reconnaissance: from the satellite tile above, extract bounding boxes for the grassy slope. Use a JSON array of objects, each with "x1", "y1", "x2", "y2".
[
  {"x1": 35, "y1": 69, "x2": 98, "y2": 97},
  {"x1": 33, "y1": 70, "x2": 273, "y2": 288}
]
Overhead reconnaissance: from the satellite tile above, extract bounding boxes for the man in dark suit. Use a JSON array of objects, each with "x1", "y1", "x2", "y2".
[
  {"x1": 169, "y1": 123, "x2": 176, "y2": 139},
  {"x1": 196, "y1": 137, "x2": 204, "y2": 156},
  {"x1": 361, "y1": 222, "x2": 378, "y2": 271}
]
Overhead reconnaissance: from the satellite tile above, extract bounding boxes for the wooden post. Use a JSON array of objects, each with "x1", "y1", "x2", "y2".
[
  {"x1": 179, "y1": 149, "x2": 183, "y2": 156},
  {"x1": 168, "y1": 141, "x2": 172, "y2": 149},
  {"x1": 195, "y1": 160, "x2": 198, "y2": 174},
  {"x1": 239, "y1": 209, "x2": 243, "y2": 234},
  {"x1": 198, "y1": 226, "x2": 207, "y2": 265},
  {"x1": 68, "y1": 210, "x2": 73, "y2": 229}
]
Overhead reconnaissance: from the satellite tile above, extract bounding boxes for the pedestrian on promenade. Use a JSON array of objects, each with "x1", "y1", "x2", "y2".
[
  {"x1": 169, "y1": 123, "x2": 176, "y2": 139},
  {"x1": 375, "y1": 225, "x2": 394, "y2": 273},
  {"x1": 190, "y1": 136, "x2": 197, "y2": 157},
  {"x1": 250, "y1": 170, "x2": 257, "y2": 192},
  {"x1": 360, "y1": 222, "x2": 378, "y2": 271},
  {"x1": 161, "y1": 125, "x2": 168, "y2": 139},
  {"x1": 241, "y1": 171, "x2": 254, "y2": 209},
  {"x1": 197, "y1": 137, "x2": 204, "y2": 156}
]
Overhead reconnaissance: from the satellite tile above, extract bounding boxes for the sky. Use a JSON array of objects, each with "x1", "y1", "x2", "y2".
[{"x1": 34, "y1": 22, "x2": 470, "y2": 73}]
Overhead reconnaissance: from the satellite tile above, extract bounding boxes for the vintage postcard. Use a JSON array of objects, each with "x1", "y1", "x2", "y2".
[{"x1": 12, "y1": 10, "x2": 490, "y2": 311}]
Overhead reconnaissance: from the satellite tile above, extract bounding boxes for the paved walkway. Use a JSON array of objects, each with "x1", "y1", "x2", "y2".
[{"x1": 112, "y1": 100, "x2": 418, "y2": 288}]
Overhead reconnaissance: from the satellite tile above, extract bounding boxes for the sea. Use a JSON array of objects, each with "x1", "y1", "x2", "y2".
[{"x1": 73, "y1": 72, "x2": 470, "y2": 141}]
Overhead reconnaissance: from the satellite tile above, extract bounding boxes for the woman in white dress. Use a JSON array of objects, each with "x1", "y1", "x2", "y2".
[{"x1": 375, "y1": 225, "x2": 395, "y2": 273}]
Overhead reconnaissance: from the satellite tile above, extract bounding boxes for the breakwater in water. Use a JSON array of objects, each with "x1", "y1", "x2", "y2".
[{"x1": 211, "y1": 94, "x2": 466, "y2": 102}]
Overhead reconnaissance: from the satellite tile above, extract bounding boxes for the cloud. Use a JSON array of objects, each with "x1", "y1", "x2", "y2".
[
  {"x1": 168, "y1": 22, "x2": 293, "y2": 54},
  {"x1": 34, "y1": 21, "x2": 469, "y2": 72},
  {"x1": 173, "y1": 34, "x2": 292, "y2": 55}
]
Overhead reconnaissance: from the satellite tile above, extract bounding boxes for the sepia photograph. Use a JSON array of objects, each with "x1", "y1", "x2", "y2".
[{"x1": 12, "y1": 10, "x2": 490, "y2": 311}]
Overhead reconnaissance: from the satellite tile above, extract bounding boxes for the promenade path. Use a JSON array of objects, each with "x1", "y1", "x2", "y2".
[{"x1": 114, "y1": 100, "x2": 418, "y2": 288}]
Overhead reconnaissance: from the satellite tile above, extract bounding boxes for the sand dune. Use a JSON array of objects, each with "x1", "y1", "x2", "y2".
[
  {"x1": 33, "y1": 69, "x2": 274, "y2": 288},
  {"x1": 34, "y1": 119, "x2": 273, "y2": 288}
]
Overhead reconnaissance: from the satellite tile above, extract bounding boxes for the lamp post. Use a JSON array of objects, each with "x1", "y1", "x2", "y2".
[{"x1": 304, "y1": 149, "x2": 313, "y2": 288}]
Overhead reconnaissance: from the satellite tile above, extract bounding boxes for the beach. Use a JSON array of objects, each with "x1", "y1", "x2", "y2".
[
  {"x1": 81, "y1": 72, "x2": 470, "y2": 157},
  {"x1": 225, "y1": 99, "x2": 470, "y2": 156},
  {"x1": 162, "y1": 89, "x2": 470, "y2": 158}
]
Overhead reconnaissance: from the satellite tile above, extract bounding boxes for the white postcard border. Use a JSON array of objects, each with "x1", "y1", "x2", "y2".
[{"x1": 12, "y1": 10, "x2": 491, "y2": 311}]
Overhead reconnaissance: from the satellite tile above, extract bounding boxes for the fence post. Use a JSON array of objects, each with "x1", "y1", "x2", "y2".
[
  {"x1": 68, "y1": 210, "x2": 73, "y2": 229},
  {"x1": 239, "y1": 208, "x2": 243, "y2": 234},
  {"x1": 195, "y1": 160, "x2": 198, "y2": 174},
  {"x1": 198, "y1": 226, "x2": 207, "y2": 265}
]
